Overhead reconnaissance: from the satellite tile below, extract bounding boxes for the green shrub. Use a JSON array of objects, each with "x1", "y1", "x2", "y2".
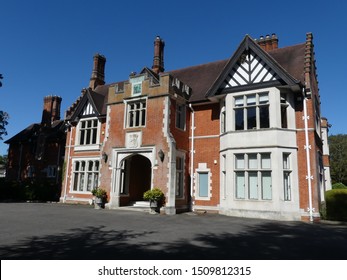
[
  {"x1": 0, "y1": 179, "x2": 61, "y2": 202},
  {"x1": 143, "y1": 188, "x2": 164, "y2": 202},
  {"x1": 332, "y1": 182, "x2": 347, "y2": 189},
  {"x1": 325, "y1": 189, "x2": 347, "y2": 221},
  {"x1": 319, "y1": 201, "x2": 327, "y2": 220}
]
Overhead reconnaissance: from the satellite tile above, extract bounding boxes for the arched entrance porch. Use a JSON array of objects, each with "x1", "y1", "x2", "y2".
[{"x1": 119, "y1": 154, "x2": 152, "y2": 206}]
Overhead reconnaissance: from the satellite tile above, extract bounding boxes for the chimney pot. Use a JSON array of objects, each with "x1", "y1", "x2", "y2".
[{"x1": 257, "y1": 33, "x2": 278, "y2": 51}]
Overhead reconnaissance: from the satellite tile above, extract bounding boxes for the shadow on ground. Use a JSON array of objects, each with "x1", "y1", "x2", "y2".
[{"x1": 1, "y1": 222, "x2": 346, "y2": 259}]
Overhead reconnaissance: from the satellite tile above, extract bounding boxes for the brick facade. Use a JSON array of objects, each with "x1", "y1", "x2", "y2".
[{"x1": 59, "y1": 33, "x2": 330, "y2": 221}]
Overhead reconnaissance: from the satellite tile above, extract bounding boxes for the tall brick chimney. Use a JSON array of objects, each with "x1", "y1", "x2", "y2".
[
  {"x1": 41, "y1": 95, "x2": 62, "y2": 127},
  {"x1": 89, "y1": 53, "x2": 106, "y2": 89},
  {"x1": 256, "y1": 33, "x2": 278, "y2": 51},
  {"x1": 152, "y1": 36, "x2": 165, "y2": 74}
]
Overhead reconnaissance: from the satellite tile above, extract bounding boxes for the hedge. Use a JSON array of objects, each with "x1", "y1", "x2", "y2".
[
  {"x1": 325, "y1": 189, "x2": 347, "y2": 221},
  {"x1": 0, "y1": 178, "x2": 61, "y2": 202}
]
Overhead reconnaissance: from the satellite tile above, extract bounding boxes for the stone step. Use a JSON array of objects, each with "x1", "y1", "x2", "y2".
[{"x1": 131, "y1": 201, "x2": 150, "y2": 207}]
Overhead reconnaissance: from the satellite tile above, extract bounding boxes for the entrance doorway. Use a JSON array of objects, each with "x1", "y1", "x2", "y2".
[{"x1": 119, "y1": 154, "x2": 152, "y2": 206}]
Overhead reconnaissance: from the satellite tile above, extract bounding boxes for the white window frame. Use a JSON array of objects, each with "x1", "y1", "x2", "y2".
[
  {"x1": 234, "y1": 153, "x2": 272, "y2": 200},
  {"x1": 75, "y1": 117, "x2": 101, "y2": 151},
  {"x1": 283, "y1": 153, "x2": 292, "y2": 201},
  {"x1": 280, "y1": 93, "x2": 289, "y2": 128},
  {"x1": 71, "y1": 158, "x2": 100, "y2": 193},
  {"x1": 195, "y1": 163, "x2": 211, "y2": 200},
  {"x1": 220, "y1": 106, "x2": 226, "y2": 134},
  {"x1": 124, "y1": 97, "x2": 147, "y2": 128},
  {"x1": 234, "y1": 92, "x2": 270, "y2": 130}
]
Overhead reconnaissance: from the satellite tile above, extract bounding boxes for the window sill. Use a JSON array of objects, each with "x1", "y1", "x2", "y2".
[{"x1": 74, "y1": 144, "x2": 100, "y2": 151}]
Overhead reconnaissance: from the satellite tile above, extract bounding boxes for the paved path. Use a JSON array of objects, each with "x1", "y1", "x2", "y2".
[{"x1": 0, "y1": 203, "x2": 346, "y2": 259}]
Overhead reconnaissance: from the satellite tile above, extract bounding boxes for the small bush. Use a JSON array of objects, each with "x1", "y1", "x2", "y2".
[
  {"x1": 143, "y1": 188, "x2": 164, "y2": 202},
  {"x1": 332, "y1": 182, "x2": 347, "y2": 189},
  {"x1": 325, "y1": 189, "x2": 347, "y2": 221}
]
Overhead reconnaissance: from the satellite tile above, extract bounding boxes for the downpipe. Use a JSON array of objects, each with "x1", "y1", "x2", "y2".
[{"x1": 303, "y1": 89, "x2": 314, "y2": 222}]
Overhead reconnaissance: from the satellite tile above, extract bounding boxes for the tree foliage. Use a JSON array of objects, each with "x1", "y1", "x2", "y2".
[
  {"x1": 0, "y1": 154, "x2": 7, "y2": 165},
  {"x1": 0, "y1": 73, "x2": 9, "y2": 140},
  {"x1": 329, "y1": 134, "x2": 347, "y2": 185},
  {"x1": 0, "y1": 111, "x2": 9, "y2": 140}
]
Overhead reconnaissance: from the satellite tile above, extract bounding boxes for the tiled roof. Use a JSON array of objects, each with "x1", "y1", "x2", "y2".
[
  {"x1": 268, "y1": 43, "x2": 306, "y2": 84},
  {"x1": 4, "y1": 120, "x2": 65, "y2": 144},
  {"x1": 169, "y1": 59, "x2": 228, "y2": 102},
  {"x1": 169, "y1": 40, "x2": 306, "y2": 102}
]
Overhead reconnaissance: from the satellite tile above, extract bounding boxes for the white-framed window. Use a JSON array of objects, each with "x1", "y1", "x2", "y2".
[
  {"x1": 221, "y1": 154, "x2": 227, "y2": 199},
  {"x1": 176, "y1": 156, "x2": 184, "y2": 198},
  {"x1": 77, "y1": 118, "x2": 99, "y2": 145},
  {"x1": 220, "y1": 106, "x2": 226, "y2": 134},
  {"x1": 176, "y1": 103, "x2": 186, "y2": 130},
  {"x1": 280, "y1": 93, "x2": 288, "y2": 128},
  {"x1": 234, "y1": 153, "x2": 272, "y2": 200},
  {"x1": 47, "y1": 165, "x2": 57, "y2": 178},
  {"x1": 283, "y1": 153, "x2": 291, "y2": 201},
  {"x1": 126, "y1": 98, "x2": 147, "y2": 128},
  {"x1": 72, "y1": 159, "x2": 99, "y2": 193},
  {"x1": 195, "y1": 163, "x2": 211, "y2": 200},
  {"x1": 234, "y1": 92, "x2": 269, "y2": 130},
  {"x1": 198, "y1": 172, "x2": 209, "y2": 197}
]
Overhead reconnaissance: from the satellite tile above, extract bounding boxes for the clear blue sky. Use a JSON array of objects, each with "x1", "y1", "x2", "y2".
[{"x1": 1, "y1": 0, "x2": 346, "y2": 155}]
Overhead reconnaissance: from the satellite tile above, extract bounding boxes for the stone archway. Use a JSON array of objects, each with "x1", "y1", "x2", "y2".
[{"x1": 119, "y1": 154, "x2": 152, "y2": 206}]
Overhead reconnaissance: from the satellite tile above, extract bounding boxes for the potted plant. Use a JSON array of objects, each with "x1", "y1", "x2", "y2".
[
  {"x1": 143, "y1": 188, "x2": 164, "y2": 214},
  {"x1": 91, "y1": 187, "x2": 107, "y2": 209}
]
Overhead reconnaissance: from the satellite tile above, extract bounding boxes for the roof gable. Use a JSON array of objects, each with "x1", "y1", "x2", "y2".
[
  {"x1": 206, "y1": 35, "x2": 300, "y2": 98},
  {"x1": 69, "y1": 89, "x2": 101, "y2": 121}
]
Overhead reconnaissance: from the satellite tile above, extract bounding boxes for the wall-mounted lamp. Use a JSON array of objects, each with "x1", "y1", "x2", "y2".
[
  {"x1": 102, "y1": 152, "x2": 108, "y2": 163},
  {"x1": 158, "y1": 149, "x2": 165, "y2": 162}
]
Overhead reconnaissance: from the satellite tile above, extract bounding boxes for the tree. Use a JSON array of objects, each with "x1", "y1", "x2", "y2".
[
  {"x1": 0, "y1": 74, "x2": 10, "y2": 139},
  {"x1": 0, "y1": 154, "x2": 7, "y2": 165},
  {"x1": 329, "y1": 134, "x2": 347, "y2": 185},
  {"x1": 0, "y1": 111, "x2": 9, "y2": 140}
]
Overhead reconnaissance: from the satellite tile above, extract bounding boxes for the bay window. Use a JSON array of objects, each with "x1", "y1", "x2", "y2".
[
  {"x1": 235, "y1": 153, "x2": 272, "y2": 200},
  {"x1": 234, "y1": 92, "x2": 269, "y2": 130}
]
